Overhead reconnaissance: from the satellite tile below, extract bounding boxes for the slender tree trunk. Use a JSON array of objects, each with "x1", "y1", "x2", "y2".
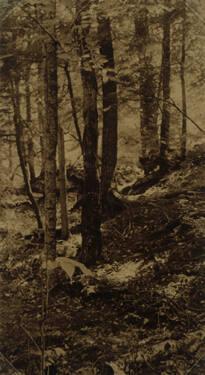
[
  {"x1": 9, "y1": 137, "x2": 12, "y2": 174},
  {"x1": 153, "y1": 60, "x2": 163, "y2": 136},
  {"x1": 76, "y1": 0, "x2": 102, "y2": 265},
  {"x1": 139, "y1": 64, "x2": 159, "y2": 174},
  {"x1": 25, "y1": 66, "x2": 36, "y2": 184},
  {"x1": 10, "y1": 75, "x2": 42, "y2": 229},
  {"x1": 37, "y1": 62, "x2": 46, "y2": 178},
  {"x1": 64, "y1": 64, "x2": 83, "y2": 153},
  {"x1": 135, "y1": 8, "x2": 159, "y2": 175},
  {"x1": 160, "y1": 7, "x2": 171, "y2": 172},
  {"x1": 44, "y1": 38, "x2": 58, "y2": 260},
  {"x1": 98, "y1": 14, "x2": 118, "y2": 203},
  {"x1": 8, "y1": 114, "x2": 13, "y2": 176},
  {"x1": 58, "y1": 126, "x2": 69, "y2": 240},
  {"x1": 180, "y1": 0, "x2": 187, "y2": 160}
]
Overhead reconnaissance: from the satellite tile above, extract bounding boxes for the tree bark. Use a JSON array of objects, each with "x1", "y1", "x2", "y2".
[
  {"x1": 24, "y1": 66, "x2": 36, "y2": 184},
  {"x1": 135, "y1": 8, "x2": 159, "y2": 175},
  {"x1": 8, "y1": 114, "x2": 13, "y2": 176},
  {"x1": 76, "y1": 0, "x2": 102, "y2": 265},
  {"x1": 139, "y1": 64, "x2": 159, "y2": 174},
  {"x1": 58, "y1": 126, "x2": 69, "y2": 240},
  {"x1": 64, "y1": 64, "x2": 83, "y2": 153},
  {"x1": 160, "y1": 4, "x2": 171, "y2": 172},
  {"x1": 98, "y1": 14, "x2": 118, "y2": 203},
  {"x1": 10, "y1": 74, "x2": 42, "y2": 229},
  {"x1": 180, "y1": 0, "x2": 187, "y2": 160},
  {"x1": 44, "y1": 38, "x2": 58, "y2": 260},
  {"x1": 37, "y1": 62, "x2": 46, "y2": 178}
]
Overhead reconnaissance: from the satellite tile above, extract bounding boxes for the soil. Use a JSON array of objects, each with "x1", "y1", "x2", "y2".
[{"x1": 0, "y1": 155, "x2": 205, "y2": 375}]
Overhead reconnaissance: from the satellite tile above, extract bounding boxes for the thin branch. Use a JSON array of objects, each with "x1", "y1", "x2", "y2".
[
  {"x1": 186, "y1": 1, "x2": 205, "y2": 27},
  {"x1": 0, "y1": 352, "x2": 22, "y2": 375},
  {"x1": 21, "y1": 7, "x2": 59, "y2": 46},
  {"x1": 187, "y1": 353, "x2": 205, "y2": 374},
  {"x1": 20, "y1": 325, "x2": 41, "y2": 354},
  {"x1": 169, "y1": 97, "x2": 205, "y2": 134},
  {"x1": 20, "y1": 6, "x2": 67, "y2": 55},
  {"x1": 116, "y1": 79, "x2": 205, "y2": 134}
]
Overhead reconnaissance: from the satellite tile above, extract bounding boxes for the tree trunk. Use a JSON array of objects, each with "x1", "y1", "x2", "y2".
[
  {"x1": 8, "y1": 114, "x2": 13, "y2": 176},
  {"x1": 10, "y1": 74, "x2": 42, "y2": 229},
  {"x1": 58, "y1": 126, "x2": 69, "y2": 240},
  {"x1": 44, "y1": 38, "x2": 58, "y2": 260},
  {"x1": 64, "y1": 64, "x2": 83, "y2": 153},
  {"x1": 25, "y1": 66, "x2": 36, "y2": 184},
  {"x1": 180, "y1": 0, "x2": 187, "y2": 160},
  {"x1": 9, "y1": 136, "x2": 12, "y2": 174},
  {"x1": 37, "y1": 62, "x2": 46, "y2": 178},
  {"x1": 98, "y1": 14, "x2": 118, "y2": 203},
  {"x1": 160, "y1": 5, "x2": 171, "y2": 172},
  {"x1": 76, "y1": 0, "x2": 102, "y2": 266},
  {"x1": 139, "y1": 64, "x2": 159, "y2": 174},
  {"x1": 135, "y1": 8, "x2": 159, "y2": 175}
]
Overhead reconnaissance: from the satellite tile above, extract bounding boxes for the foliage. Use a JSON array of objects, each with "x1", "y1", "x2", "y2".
[{"x1": 44, "y1": 256, "x2": 93, "y2": 282}]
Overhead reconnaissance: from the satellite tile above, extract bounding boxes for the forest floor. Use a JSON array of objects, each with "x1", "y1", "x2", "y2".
[{"x1": 0, "y1": 150, "x2": 205, "y2": 375}]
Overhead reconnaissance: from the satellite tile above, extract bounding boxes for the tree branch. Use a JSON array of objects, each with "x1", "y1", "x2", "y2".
[
  {"x1": 169, "y1": 97, "x2": 205, "y2": 134},
  {"x1": 21, "y1": 7, "x2": 60, "y2": 47}
]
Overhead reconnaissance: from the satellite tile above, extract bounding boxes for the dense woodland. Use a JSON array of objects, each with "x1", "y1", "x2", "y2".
[{"x1": 0, "y1": 0, "x2": 205, "y2": 374}]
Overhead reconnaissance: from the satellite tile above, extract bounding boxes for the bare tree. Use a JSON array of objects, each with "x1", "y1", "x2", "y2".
[
  {"x1": 160, "y1": 1, "x2": 171, "y2": 172},
  {"x1": 98, "y1": 13, "x2": 118, "y2": 203},
  {"x1": 58, "y1": 126, "x2": 69, "y2": 240},
  {"x1": 180, "y1": 0, "x2": 187, "y2": 160},
  {"x1": 64, "y1": 64, "x2": 83, "y2": 153},
  {"x1": 76, "y1": 0, "x2": 102, "y2": 265},
  {"x1": 37, "y1": 61, "x2": 46, "y2": 179},
  {"x1": 9, "y1": 69, "x2": 42, "y2": 229},
  {"x1": 44, "y1": 19, "x2": 58, "y2": 259},
  {"x1": 135, "y1": 7, "x2": 159, "y2": 175},
  {"x1": 24, "y1": 66, "x2": 36, "y2": 184}
]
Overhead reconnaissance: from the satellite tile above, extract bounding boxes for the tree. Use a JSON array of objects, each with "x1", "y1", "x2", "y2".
[
  {"x1": 98, "y1": 13, "x2": 118, "y2": 204},
  {"x1": 76, "y1": 0, "x2": 102, "y2": 265},
  {"x1": 43, "y1": 3, "x2": 58, "y2": 260},
  {"x1": 160, "y1": 1, "x2": 171, "y2": 172},
  {"x1": 8, "y1": 63, "x2": 42, "y2": 229},
  {"x1": 135, "y1": 6, "x2": 159, "y2": 175},
  {"x1": 180, "y1": 0, "x2": 187, "y2": 160},
  {"x1": 24, "y1": 65, "x2": 36, "y2": 184},
  {"x1": 64, "y1": 63, "x2": 83, "y2": 153},
  {"x1": 58, "y1": 126, "x2": 69, "y2": 240},
  {"x1": 37, "y1": 61, "x2": 46, "y2": 179}
]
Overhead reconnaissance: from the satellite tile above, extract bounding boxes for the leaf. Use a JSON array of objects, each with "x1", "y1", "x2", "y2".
[
  {"x1": 42, "y1": 256, "x2": 93, "y2": 283},
  {"x1": 42, "y1": 259, "x2": 58, "y2": 271},
  {"x1": 56, "y1": 257, "x2": 93, "y2": 281},
  {"x1": 108, "y1": 362, "x2": 126, "y2": 375},
  {"x1": 57, "y1": 259, "x2": 76, "y2": 281},
  {"x1": 54, "y1": 347, "x2": 66, "y2": 357}
]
